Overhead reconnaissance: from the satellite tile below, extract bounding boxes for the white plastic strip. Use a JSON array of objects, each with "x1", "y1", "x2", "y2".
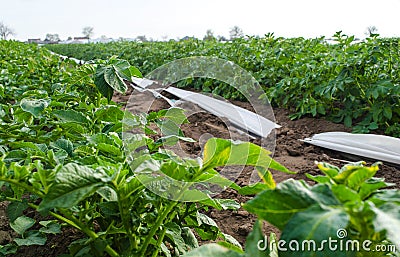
[
  {"x1": 302, "y1": 132, "x2": 400, "y2": 165},
  {"x1": 131, "y1": 77, "x2": 280, "y2": 137},
  {"x1": 164, "y1": 87, "x2": 280, "y2": 137},
  {"x1": 48, "y1": 51, "x2": 85, "y2": 65},
  {"x1": 131, "y1": 77, "x2": 155, "y2": 88}
]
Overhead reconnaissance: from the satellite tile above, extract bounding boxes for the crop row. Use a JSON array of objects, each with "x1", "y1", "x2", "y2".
[
  {"x1": 0, "y1": 40, "x2": 290, "y2": 256},
  {"x1": 46, "y1": 33, "x2": 400, "y2": 136},
  {"x1": 1, "y1": 40, "x2": 399, "y2": 257}
]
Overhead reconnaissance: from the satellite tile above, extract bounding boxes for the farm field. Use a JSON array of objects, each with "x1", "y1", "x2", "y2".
[
  {"x1": 0, "y1": 37, "x2": 400, "y2": 257},
  {"x1": 45, "y1": 33, "x2": 400, "y2": 136}
]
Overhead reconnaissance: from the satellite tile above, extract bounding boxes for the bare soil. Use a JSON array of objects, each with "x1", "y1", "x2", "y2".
[{"x1": 1, "y1": 87, "x2": 399, "y2": 256}]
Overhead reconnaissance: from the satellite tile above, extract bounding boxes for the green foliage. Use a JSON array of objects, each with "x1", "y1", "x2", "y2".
[
  {"x1": 192, "y1": 162, "x2": 400, "y2": 257},
  {"x1": 94, "y1": 57, "x2": 142, "y2": 102},
  {"x1": 183, "y1": 220, "x2": 278, "y2": 257},
  {"x1": 0, "y1": 40, "x2": 291, "y2": 257},
  {"x1": 45, "y1": 33, "x2": 400, "y2": 136},
  {"x1": 202, "y1": 138, "x2": 291, "y2": 173},
  {"x1": 243, "y1": 161, "x2": 400, "y2": 256},
  {"x1": 3, "y1": 37, "x2": 399, "y2": 257},
  {"x1": 1, "y1": 215, "x2": 59, "y2": 251}
]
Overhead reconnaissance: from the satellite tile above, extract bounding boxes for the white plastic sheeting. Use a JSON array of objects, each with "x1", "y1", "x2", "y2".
[
  {"x1": 130, "y1": 78, "x2": 280, "y2": 138},
  {"x1": 302, "y1": 132, "x2": 400, "y2": 165},
  {"x1": 131, "y1": 77, "x2": 154, "y2": 88},
  {"x1": 49, "y1": 51, "x2": 84, "y2": 65},
  {"x1": 165, "y1": 87, "x2": 280, "y2": 137}
]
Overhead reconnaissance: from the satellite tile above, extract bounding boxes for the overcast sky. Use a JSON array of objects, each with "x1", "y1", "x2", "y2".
[{"x1": 1, "y1": 0, "x2": 400, "y2": 41}]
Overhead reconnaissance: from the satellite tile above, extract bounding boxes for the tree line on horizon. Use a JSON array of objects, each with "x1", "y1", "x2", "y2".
[
  {"x1": 0, "y1": 21, "x2": 382, "y2": 42},
  {"x1": 0, "y1": 23, "x2": 246, "y2": 42}
]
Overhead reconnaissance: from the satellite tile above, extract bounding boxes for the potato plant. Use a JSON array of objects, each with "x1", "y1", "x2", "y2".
[
  {"x1": 187, "y1": 162, "x2": 400, "y2": 257},
  {"x1": 0, "y1": 40, "x2": 293, "y2": 256}
]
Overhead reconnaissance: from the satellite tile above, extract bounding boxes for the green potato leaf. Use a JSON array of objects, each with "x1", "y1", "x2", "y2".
[
  {"x1": 38, "y1": 163, "x2": 111, "y2": 211},
  {"x1": 20, "y1": 98, "x2": 49, "y2": 117}
]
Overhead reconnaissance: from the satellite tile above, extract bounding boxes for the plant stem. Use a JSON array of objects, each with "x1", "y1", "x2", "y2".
[
  {"x1": 1, "y1": 178, "x2": 44, "y2": 198},
  {"x1": 26, "y1": 202, "x2": 120, "y2": 257},
  {"x1": 151, "y1": 226, "x2": 167, "y2": 257},
  {"x1": 57, "y1": 209, "x2": 120, "y2": 257},
  {"x1": 96, "y1": 92, "x2": 102, "y2": 107},
  {"x1": 117, "y1": 191, "x2": 137, "y2": 251},
  {"x1": 151, "y1": 206, "x2": 180, "y2": 257},
  {"x1": 139, "y1": 179, "x2": 195, "y2": 256},
  {"x1": 138, "y1": 201, "x2": 178, "y2": 257},
  {"x1": 355, "y1": 79, "x2": 373, "y2": 107}
]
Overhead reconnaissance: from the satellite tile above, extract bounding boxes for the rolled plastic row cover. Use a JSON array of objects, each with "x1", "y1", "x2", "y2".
[
  {"x1": 131, "y1": 77, "x2": 280, "y2": 138},
  {"x1": 302, "y1": 132, "x2": 400, "y2": 165}
]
